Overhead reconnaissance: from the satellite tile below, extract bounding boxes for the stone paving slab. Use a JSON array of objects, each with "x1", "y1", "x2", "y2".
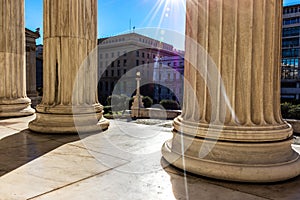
[
  {"x1": 0, "y1": 143, "x2": 128, "y2": 200},
  {"x1": 0, "y1": 126, "x2": 20, "y2": 140},
  {"x1": 30, "y1": 166, "x2": 265, "y2": 200},
  {"x1": 1, "y1": 116, "x2": 300, "y2": 200}
]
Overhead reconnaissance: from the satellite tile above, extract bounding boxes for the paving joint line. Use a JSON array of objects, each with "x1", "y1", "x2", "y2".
[{"x1": 26, "y1": 162, "x2": 130, "y2": 200}]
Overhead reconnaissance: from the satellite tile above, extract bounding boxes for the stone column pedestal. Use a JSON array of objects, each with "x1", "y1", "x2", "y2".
[
  {"x1": 131, "y1": 72, "x2": 144, "y2": 118},
  {"x1": 0, "y1": 0, "x2": 35, "y2": 117},
  {"x1": 29, "y1": 0, "x2": 109, "y2": 133},
  {"x1": 131, "y1": 95, "x2": 144, "y2": 118},
  {"x1": 162, "y1": 0, "x2": 300, "y2": 182}
]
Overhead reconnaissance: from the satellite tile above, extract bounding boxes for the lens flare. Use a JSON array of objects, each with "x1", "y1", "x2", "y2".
[{"x1": 143, "y1": 0, "x2": 186, "y2": 29}]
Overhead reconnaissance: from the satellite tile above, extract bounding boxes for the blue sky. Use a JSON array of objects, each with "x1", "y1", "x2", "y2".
[{"x1": 25, "y1": 0, "x2": 299, "y2": 49}]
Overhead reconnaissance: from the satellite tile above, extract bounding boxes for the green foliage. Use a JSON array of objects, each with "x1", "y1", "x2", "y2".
[
  {"x1": 159, "y1": 99, "x2": 180, "y2": 110},
  {"x1": 142, "y1": 96, "x2": 153, "y2": 108},
  {"x1": 103, "y1": 106, "x2": 112, "y2": 114},
  {"x1": 106, "y1": 94, "x2": 130, "y2": 111},
  {"x1": 281, "y1": 102, "x2": 300, "y2": 120},
  {"x1": 281, "y1": 102, "x2": 292, "y2": 118}
]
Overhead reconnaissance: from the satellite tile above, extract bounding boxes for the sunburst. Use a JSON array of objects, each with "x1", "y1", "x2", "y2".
[{"x1": 143, "y1": 0, "x2": 186, "y2": 28}]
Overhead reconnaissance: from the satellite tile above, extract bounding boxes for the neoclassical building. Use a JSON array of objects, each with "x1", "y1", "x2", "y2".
[
  {"x1": 97, "y1": 32, "x2": 179, "y2": 104},
  {"x1": 25, "y1": 28, "x2": 41, "y2": 107},
  {"x1": 0, "y1": 0, "x2": 300, "y2": 183},
  {"x1": 281, "y1": 4, "x2": 300, "y2": 101}
]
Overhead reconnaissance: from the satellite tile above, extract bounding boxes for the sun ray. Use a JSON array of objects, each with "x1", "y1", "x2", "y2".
[
  {"x1": 142, "y1": 0, "x2": 165, "y2": 26},
  {"x1": 142, "y1": 0, "x2": 186, "y2": 29}
]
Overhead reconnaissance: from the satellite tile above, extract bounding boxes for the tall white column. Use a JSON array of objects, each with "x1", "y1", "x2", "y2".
[
  {"x1": 0, "y1": 0, "x2": 35, "y2": 117},
  {"x1": 29, "y1": 0, "x2": 109, "y2": 133},
  {"x1": 162, "y1": 0, "x2": 300, "y2": 182}
]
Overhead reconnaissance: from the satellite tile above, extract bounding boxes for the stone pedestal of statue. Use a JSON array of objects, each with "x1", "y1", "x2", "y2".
[{"x1": 131, "y1": 72, "x2": 144, "y2": 118}]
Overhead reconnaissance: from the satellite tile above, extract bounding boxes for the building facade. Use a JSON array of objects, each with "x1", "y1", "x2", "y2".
[
  {"x1": 153, "y1": 56, "x2": 184, "y2": 105},
  {"x1": 281, "y1": 4, "x2": 300, "y2": 101},
  {"x1": 36, "y1": 44, "x2": 43, "y2": 94},
  {"x1": 25, "y1": 28, "x2": 40, "y2": 106},
  {"x1": 97, "y1": 32, "x2": 181, "y2": 105}
]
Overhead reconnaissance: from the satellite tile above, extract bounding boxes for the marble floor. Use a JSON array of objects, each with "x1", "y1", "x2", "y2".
[{"x1": 1, "y1": 115, "x2": 300, "y2": 200}]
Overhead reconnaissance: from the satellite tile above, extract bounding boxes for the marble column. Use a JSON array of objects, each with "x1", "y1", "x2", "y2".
[
  {"x1": 29, "y1": 0, "x2": 109, "y2": 133},
  {"x1": 162, "y1": 0, "x2": 300, "y2": 182},
  {"x1": 0, "y1": 0, "x2": 35, "y2": 117}
]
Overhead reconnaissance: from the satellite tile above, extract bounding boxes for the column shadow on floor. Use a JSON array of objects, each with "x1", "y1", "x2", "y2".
[{"x1": 0, "y1": 129, "x2": 97, "y2": 177}]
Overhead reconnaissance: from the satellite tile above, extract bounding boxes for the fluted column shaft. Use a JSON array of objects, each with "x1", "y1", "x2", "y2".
[
  {"x1": 162, "y1": 0, "x2": 300, "y2": 182},
  {"x1": 178, "y1": 0, "x2": 288, "y2": 141},
  {"x1": 183, "y1": 0, "x2": 282, "y2": 127},
  {"x1": 29, "y1": 0, "x2": 109, "y2": 133},
  {"x1": 0, "y1": 0, "x2": 34, "y2": 117}
]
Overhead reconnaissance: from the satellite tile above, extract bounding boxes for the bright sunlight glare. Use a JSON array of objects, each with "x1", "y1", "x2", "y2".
[{"x1": 143, "y1": 0, "x2": 186, "y2": 28}]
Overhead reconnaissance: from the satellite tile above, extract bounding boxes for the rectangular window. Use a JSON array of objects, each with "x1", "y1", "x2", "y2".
[
  {"x1": 282, "y1": 38, "x2": 300, "y2": 47},
  {"x1": 111, "y1": 82, "x2": 115, "y2": 90},
  {"x1": 111, "y1": 70, "x2": 114, "y2": 77},
  {"x1": 282, "y1": 49, "x2": 299, "y2": 58},
  {"x1": 142, "y1": 52, "x2": 145, "y2": 58},
  {"x1": 118, "y1": 70, "x2": 120, "y2": 76},
  {"x1": 105, "y1": 70, "x2": 108, "y2": 77},
  {"x1": 105, "y1": 82, "x2": 108, "y2": 91},
  {"x1": 283, "y1": 27, "x2": 300, "y2": 37},
  {"x1": 117, "y1": 60, "x2": 121, "y2": 67},
  {"x1": 111, "y1": 61, "x2": 114, "y2": 67},
  {"x1": 136, "y1": 60, "x2": 139, "y2": 66},
  {"x1": 136, "y1": 51, "x2": 139, "y2": 57},
  {"x1": 123, "y1": 59, "x2": 127, "y2": 66},
  {"x1": 124, "y1": 69, "x2": 127, "y2": 74}
]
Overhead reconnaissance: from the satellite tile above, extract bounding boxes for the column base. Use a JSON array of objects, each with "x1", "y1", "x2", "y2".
[
  {"x1": 29, "y1": 104, "x2": 109, "y2": 134},
  {"x1": 162, "y1": 123, "x2": 300, "y2": 182},
  {"x1": 0, "y1": 98, "x2": 35, "y2": 117}
]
